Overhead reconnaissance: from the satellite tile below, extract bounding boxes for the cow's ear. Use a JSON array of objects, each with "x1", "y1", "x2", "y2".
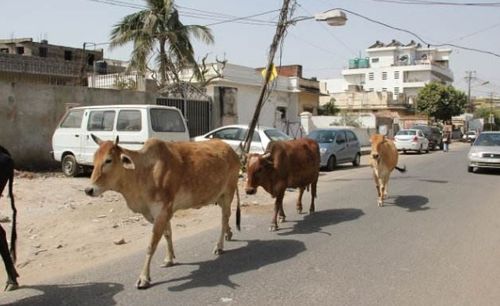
[
  {"x1": 120, "y1": 153, "x2": 135, "y2": 170},
  {"x1": 114, "y1": 136, "x2": 120, "y2": 146},
  {"x1": 91, "y1": 134, "x2": 103, "y2": 145}
]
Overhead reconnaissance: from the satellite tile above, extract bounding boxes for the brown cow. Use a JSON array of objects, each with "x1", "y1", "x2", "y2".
[
  {"x1": 245, "y1": 138, "x2": 320, "y2": 231},
  {"x1": 0, "y1": 145, "x2": 18, "y2": 291},
  {"x1": 370, "y1": 134, "x2": 406, "y2": 207},
  {"x1": 85, "y1": 135, "x2": 241, "y2": 289}
]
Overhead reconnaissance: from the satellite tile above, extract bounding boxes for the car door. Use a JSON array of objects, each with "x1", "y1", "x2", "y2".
[
  {"x1": 346, "y1": 130, "x2": 360, "y2": 159},
  {"x1": 81, "y1": 109, "x2": 116, "y2": 164},
  {"x1": 210, "y1": 127, "x2": 243, "y2": 152},
  {"x1": 334, "y1": 130, "x2": 348, "y2": 162}
]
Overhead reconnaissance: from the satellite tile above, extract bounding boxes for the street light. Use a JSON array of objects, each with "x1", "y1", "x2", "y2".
[{"x1": 241, "y1": 5, "x2": 348, "y2": 157}]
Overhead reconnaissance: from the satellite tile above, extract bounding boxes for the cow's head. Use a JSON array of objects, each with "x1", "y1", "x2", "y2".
[
  {"x1": 245, "y1": 152, "x2": 273, "y2": 195},
  {"x1": 370, "y1": 134, "x2": 386, "y2": 162},
  {"x1": 84, "y1": 134, "x2": 135, "y2": 197}
]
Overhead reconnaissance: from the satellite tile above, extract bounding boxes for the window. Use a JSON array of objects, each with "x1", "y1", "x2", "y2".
[
  {"x1": 394, "y1": 71, "x2": 400, "y2": 79},
  {"x1": 117, "y1": 110, "x2": 142, "y2": 131},
  {"x1": 150, "y1": 108, "x2": 186, "y2": 132},
  {"x1": 60, "y1": 110, "x2": 84, "y2": 128},
  {"x1": 0, "y1": 48, "x2": 8, "y2": 54},
  {"x1": 64, "y1": 50, "x2": 73, "y2": 61},
  {"x1": 382, "y1": 72, "x2": 387, "y2": 80},
  {"x1": 264, "y1": 129, "x2": 292, "y2": 141},
  {"x1": 241, "y1": 129, "x2": 261, "y2": 142},
  {"x1": 347, "y1": 130, "x2": 358, "y2": 142},
  {"x1": 394, "y1": 87, "x2": 399, "y2": 96},
  {"x1": 368, "y1": 88, "x2": 374, "y2": 92},
  {"x1": 39, "y1": 47, "x2": 47, "y2": 57},
  {"x1": 336, "y1": 132, "x2": 346, "y2": 144},
  {"x1": 371, "y1": 58, "x2": 379, "y2": 63},
  {"x1": 16, "y1": 47, "x2": 24, "y2": 55},
  {"x1": 87, "y1": 53, "x2": 95, "y2": 66},
  {"x1": 276, "y1": 106, "x2": 287, "y2": 119},
  {"x1": 382, "y1": 88, "x2": 387, "y2": 92},
  {"x1": 88, "y1": 111, "x2": 115, "y2": 131},
  {"x1": 212, "y1": 128, "x2": 241, "y2": 141},
  {"x1": 368, "y1": 72, "x2": 374, "y2": 81}
]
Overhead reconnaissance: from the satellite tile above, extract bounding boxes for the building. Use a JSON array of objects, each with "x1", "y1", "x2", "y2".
[
  {"x1": 0, "y1": 38, "x2": 125, "y2": 86},
  {"x1": 321, "y1": 40, "x2": 454, "y2": 115}
]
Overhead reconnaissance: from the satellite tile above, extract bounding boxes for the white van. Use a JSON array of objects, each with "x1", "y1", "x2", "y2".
[{"x1": 52, "y1": 104, "x2": 189, "y2": 177}]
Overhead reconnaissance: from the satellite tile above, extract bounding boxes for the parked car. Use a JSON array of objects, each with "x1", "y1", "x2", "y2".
[
  {"x1": 52, "y1": 104, "x2": 189, "y2": 177},
  {"x1": 463, "y1": 130, "x2": 478, "y2": 142},
  {"x1": 306, "y1": 128, "x2": 361, "y2": 171},
  {"x1": 467, "y1": 131, "x2": 500, "y2": 173},
  {"x1": 394, "y1": 129, "x2": 430, "y2": 154},
  {"x1": 412, "y1": 125, "x2": 443, "y2": 150},
  {"x1": 192, "y1": 124, "x2": 292, "y2": 154}
]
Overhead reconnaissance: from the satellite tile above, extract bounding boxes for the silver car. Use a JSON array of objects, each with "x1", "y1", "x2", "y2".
[
  {"x1": 193, "y1": 124, "x2": 292, "y2": 154},
  {"x1": 467, "y1": 131, "x2": 500, "y2": 173},
  {"x1": 307, "y1": 128, "x2": 361, "y2": 171},
  {"x1": 394, "y1": 129, "x2": 430, "y2": 154}
]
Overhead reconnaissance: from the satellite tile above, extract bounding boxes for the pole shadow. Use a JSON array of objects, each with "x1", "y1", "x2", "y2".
[
  {"x1": 277, "y1": 208, "x2": 364, "y2": 236},
  {"x1": 0, "y1": 282, "x2": 123, "y2": 306},
  {"x1": 152, "y1": 239, "x2": 305, "y2": 291}
]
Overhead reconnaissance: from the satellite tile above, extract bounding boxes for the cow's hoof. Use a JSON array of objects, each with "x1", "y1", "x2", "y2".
[
  {"x1": 4, "y1": 282, "x2": 18, "y2": 291},
  {"x1": 309, "y1": 208, "x2": 315, "y2": 214},
  {"x1": 160, "y1": 261, "x2": 174, "y2": 268},
  {"x1": 296, "y1": 207, "x2": 303, "y2": 214},
  {"x1": 378, "y1": 201, "x2": 383, "y2": 207},
  {"x1": 213, "y1": 247, "x2": 224, "y2": 255},
  {"x1": 269, "y1": 224, "x2": 278, "y2": 232},
  {"x1": 136, "y1": 277, "x2": 151, "y2": 289},
  {"x1": 225, "y1": 231, "x2": 233, "y2": 241}
]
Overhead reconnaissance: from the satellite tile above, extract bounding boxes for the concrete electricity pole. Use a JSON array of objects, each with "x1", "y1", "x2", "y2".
[{"x1": 465, "y1": 70, "x2": 476, "y2": 113}]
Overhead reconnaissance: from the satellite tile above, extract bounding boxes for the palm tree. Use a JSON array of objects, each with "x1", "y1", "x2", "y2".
[{"x1": 109, "y1": 0, "x2": 214, "y2": 87}]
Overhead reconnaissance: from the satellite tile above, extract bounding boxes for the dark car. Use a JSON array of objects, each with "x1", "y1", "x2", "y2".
[{"x1": 411, "y1": 125, "x2": 443, "y2": 150}]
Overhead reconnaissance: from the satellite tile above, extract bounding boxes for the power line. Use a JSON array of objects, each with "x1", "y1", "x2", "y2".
[{"x1": 372, "y1": 0, "x2": 500, "y2": 7}]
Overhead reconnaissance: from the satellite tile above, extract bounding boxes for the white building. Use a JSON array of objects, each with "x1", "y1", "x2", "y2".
[{"x1": 322, "y1": 40, "x2": 454, "y2": 107}]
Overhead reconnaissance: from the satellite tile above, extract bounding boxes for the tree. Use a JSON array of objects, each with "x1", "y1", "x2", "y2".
[
  {"x1": 318, "y1": 98, "x2": 340, "y2": 115},
  {"x1": 109, "y1": 0, "x2": 214, "y2": 87},
  {"x1": 416, "y1": 82, "x2": 467, "y2": 121},
  {"x1": 474, "y1": 105, "x2": 499, "y2": 130}
]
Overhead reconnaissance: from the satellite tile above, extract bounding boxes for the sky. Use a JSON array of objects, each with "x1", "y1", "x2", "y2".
[{"x1": 1, "y1": 0, "x2": 500, "y2": 98}]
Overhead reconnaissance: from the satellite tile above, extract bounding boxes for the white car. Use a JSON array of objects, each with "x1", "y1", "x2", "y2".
[
  {"x1": 193, "y1": 124, "x2": 292, "y2": 154},
  {"x1": 463, "y1": 130, "x2": 477, "y2": 142},
  {"x1": 394, "y1": 129, "x2": 429, "y2": 154}
]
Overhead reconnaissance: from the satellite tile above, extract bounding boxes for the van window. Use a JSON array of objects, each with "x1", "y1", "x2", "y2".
[
  {"x1": 150, "y1": 108, "x2": 185, "y2": 132},
  {"x1": 117, "y1": 110, "x2": 142, "y2": 131},
  {"x1": 88, "y1": 110, "x2": 115, "y2": 131},
  {"x1": 336, "y1": 132, "x2": 346, "y2": 144},
  {"x1": 60, "y1": 110, "x2": 84, "y2": 128}
]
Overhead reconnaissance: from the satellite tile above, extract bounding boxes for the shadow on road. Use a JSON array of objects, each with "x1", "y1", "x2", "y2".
[
  {"x1": 1, "y1": 282, "x2": 123, "y2": 306},
  {"x1": 387, "y1": 195, "x2": 430, "y2": 212},
  {"x1": 277, "y1": 208, "x2": 365, "y2": 236},
  {"x1": 155, "y1": 239, "x2": 305, "y2": 291}
]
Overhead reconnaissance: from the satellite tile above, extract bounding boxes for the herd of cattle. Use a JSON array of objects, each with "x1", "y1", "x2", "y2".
[{"x1": 0, "y1": 133, "x2": 405, "y2": 290}]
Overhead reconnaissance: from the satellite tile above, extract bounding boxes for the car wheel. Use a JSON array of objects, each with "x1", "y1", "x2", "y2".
[
  {"x1": 327, "y1": 156, "x2": 336, "y2": 171},
  {"x1": 352, "y1": 153, "x2": 361, "y2": 167},
  {"x1": 467, "y1": 166, "x2": 474, "y2": 173},
  {"x1": 62, "y1": 154, "x2": 79, "y2": 177},
  {"x1": 403, "y1": 150, "x2": 406, "y2": 154}
]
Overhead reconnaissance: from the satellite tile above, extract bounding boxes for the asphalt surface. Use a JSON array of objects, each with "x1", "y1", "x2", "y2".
[{"x1": 2, "y1": 142, "x2": 500, "y2": 306}]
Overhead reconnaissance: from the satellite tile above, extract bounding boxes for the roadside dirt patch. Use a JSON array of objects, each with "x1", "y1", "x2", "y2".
[{"x1": 0, "y1": 171, "x2": 292, "y2": 286}]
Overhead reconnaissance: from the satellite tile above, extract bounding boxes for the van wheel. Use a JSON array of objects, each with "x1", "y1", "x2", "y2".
[
  {"x1": 327, "y1": 156, "x2": 336, "y2": 171},
  {"x1": 62, "y1": 154, "x2": 79, "y2": 177},
  {"x1": 352, "y1": 153, "x2": 361, "y2": 167}
]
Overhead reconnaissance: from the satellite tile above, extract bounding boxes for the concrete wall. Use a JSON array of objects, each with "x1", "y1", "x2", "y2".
[{"x1": 0, "y1": 80, "x2": 156, "y2": 170}]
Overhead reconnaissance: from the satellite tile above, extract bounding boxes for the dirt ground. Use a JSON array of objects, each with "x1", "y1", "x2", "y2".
[{"x1": 0, "y1": 171, "x2": 287, "y2": 287}]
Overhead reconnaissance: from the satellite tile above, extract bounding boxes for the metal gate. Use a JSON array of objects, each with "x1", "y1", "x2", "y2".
[{"x1": 157, "y1": 82, "x2": 211, "y2": 137}]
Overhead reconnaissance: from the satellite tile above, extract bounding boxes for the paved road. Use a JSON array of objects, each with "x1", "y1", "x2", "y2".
[{"x1": 2, "y1": 142, "x2": 500, "y2": 306}]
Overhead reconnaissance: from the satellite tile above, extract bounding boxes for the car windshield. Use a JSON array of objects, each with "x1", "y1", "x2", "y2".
[
  {"x1": 308, "y1": 130, "x2": 336, "y2": 143},
  {"x1": 264, "y1": 129, "x2": 292, "y2": 141},
  {"x1": 397, "y1": 130, "x2": 416, "y2": 136},
  {"x1": 474, "y1": 133, "x2": 500, "y2": 146}
]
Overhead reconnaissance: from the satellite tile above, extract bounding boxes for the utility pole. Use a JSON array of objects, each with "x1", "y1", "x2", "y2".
[
  {"x1": 465, "y1": 70, "x2": 476, "y2": 113},
  {"x1": 240, "y1": 0, "x2": 295, "y2": 158}
]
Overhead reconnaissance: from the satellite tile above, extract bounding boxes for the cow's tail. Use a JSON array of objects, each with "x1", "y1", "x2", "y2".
[
  {"x1": 8, "y1": 168, "x2": 17, "y2": 263},
  {"x1": 395, "y1": 165, "x2": 407, "y2": 173},
  {"x1": 235, "y1": 185, "x2": 241, "y2": 231}
]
